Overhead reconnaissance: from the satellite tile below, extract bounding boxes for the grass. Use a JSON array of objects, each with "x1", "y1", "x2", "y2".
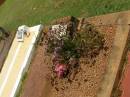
[{"x1": 0, "y1": 0, "x2": 130, "y2": 31}]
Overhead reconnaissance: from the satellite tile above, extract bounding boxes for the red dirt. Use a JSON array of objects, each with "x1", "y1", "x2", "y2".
[
  {"x1": 0, "y1": 0, "x2": 5, "y2": 5},
  {"x1": 121, "y1": 51, "x2": 130, "y2": 97}
]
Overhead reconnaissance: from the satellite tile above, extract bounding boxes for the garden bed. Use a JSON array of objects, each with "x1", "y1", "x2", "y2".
[{"x1": 20, "y1": 16, "x2": 116, "y2": 97}]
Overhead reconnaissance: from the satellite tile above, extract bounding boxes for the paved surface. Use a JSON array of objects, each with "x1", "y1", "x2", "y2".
[
  {"x1": 0, "y1": 28, "x2": 39, "y2": 97},
  {"x1": 87, "y1": 11, "x2": 130, "y2": 97},
  {"x1": 121, "y1": 52, "x2": 130, "y2": 97}
]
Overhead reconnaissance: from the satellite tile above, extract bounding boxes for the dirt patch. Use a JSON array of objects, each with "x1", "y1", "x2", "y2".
[
  {"x1": 0, "y1": 0, "x2": 5, "y2": 6},
  {"x1": 20, "y1": 16, "x2": 116, "y2": 97}
]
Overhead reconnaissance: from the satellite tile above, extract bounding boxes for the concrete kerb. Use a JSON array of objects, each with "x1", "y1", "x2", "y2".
[
  {"x1": 97, "y1": 22, "x2": 130, "y2": 97},
  {"x1": 12, "y1": 28, "x2": 43, "y2": 97},
  {"x1": 110, "y1": 25, "x2": 130, "y2": 97}
]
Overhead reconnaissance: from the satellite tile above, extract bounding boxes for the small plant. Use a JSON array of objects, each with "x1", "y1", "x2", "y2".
[
  {"x1": 0, "y1": 27, "x2": 9, "y2": 41},
  {"x1": 77, "y1": 24, "x2": 105, "y2": 57},
  {"x1": 45, "y1": 23, "x2": 105, "y2": 78}
]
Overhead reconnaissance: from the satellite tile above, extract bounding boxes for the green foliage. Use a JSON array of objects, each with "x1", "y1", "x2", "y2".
[
  {"x1": 0, "y1": 0, "x2": 130, "y2": 30},
  {"x1": 61, "y1": 36, "x2": 80, "y2": 60},
  {"x1": 77, "y1": 24, "x2": 104, "y2": 57},
  {"x1": 46, "y1": 24, "x2": 104, "y2": 62}
]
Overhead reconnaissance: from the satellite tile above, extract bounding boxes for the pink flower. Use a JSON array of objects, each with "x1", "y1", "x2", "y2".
[{"x1": 55, "y1": 64, "x2": 67, "y2": 78}]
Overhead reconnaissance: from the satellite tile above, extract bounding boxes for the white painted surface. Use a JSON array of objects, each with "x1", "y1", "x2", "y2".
[
  {"x1": 0, "y1": 24, "x2": 43, "y2": 97},
  {"x1": 0, "y1": 43, "x2": 22, "y2": 96}
]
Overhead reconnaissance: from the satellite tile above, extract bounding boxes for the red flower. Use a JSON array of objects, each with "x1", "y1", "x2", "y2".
[{"x1": 55, "y1": 64, "x2": 67, "y2": 78}]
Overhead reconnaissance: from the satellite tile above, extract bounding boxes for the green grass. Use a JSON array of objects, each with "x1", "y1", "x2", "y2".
[{"x1": 0, "y1": 0, "x2": 130, "y2": 30}]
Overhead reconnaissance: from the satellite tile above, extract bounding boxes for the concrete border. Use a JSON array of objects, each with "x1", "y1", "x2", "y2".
[
  {"x1": 0, "y1": 43, "x2": 22, "y2": 96},
  {"x1": 11, "y1": 30, "x2": 42, "y2": 97},
  {"x1": 96, "y1": 13, "x2": 130, "y2": 97}
]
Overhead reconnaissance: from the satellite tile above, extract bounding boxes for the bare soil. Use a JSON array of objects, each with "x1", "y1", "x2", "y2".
[{"x1": 0, "y1": 0, "x2": 5, "y2": 5}]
